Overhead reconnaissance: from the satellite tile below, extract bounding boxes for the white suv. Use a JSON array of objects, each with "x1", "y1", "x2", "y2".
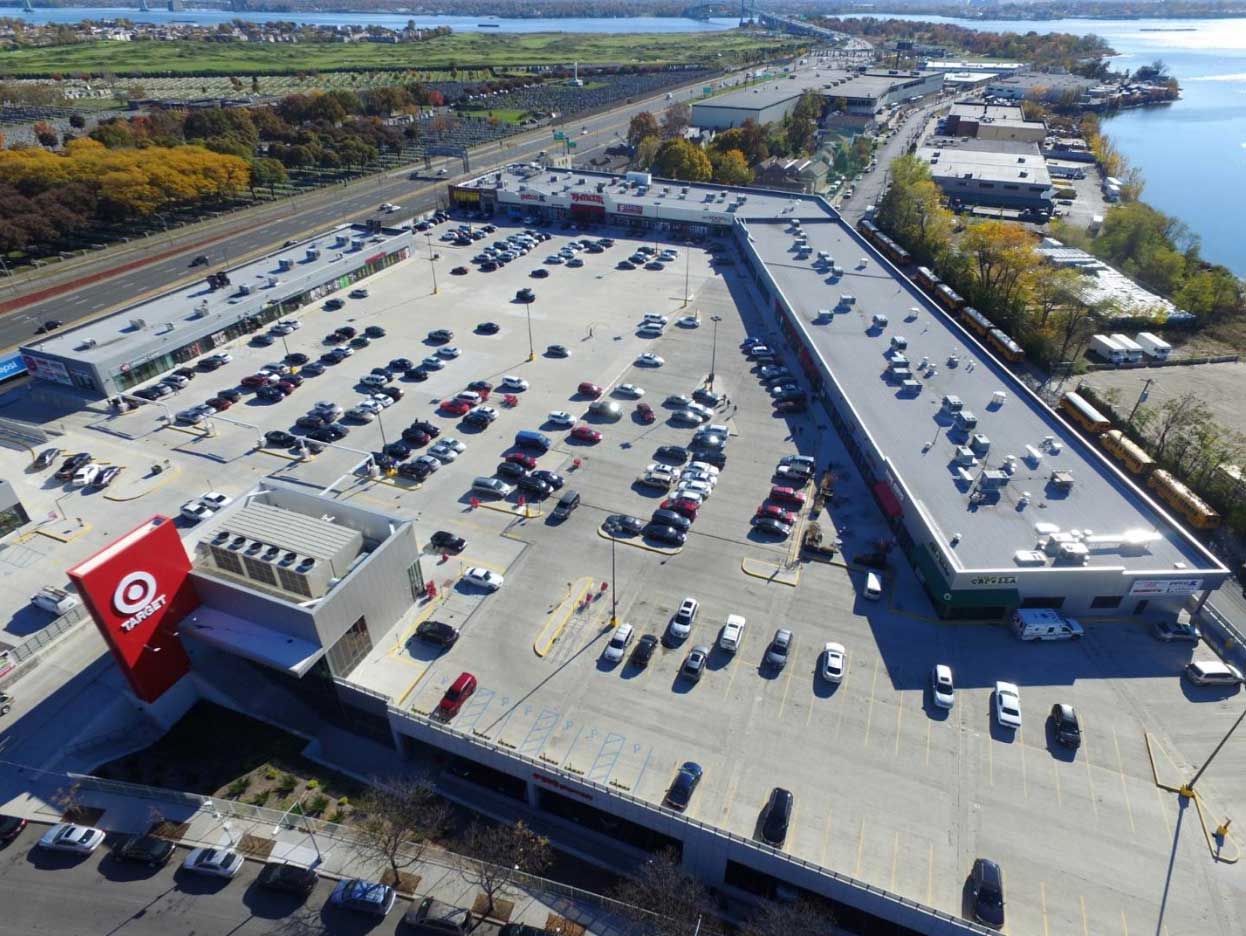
[
  {"x1": 719, "y1": 614, "x2": 745, "y2": 653},
  {"x1": 602, "y1": 623, "x2": 635, "y2": 663},
  {"x1": 666, "y1": 597, "x2": 699, "y2": 645}
]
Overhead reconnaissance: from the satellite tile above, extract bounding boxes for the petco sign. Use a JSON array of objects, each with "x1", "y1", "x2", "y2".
[
  {"x1": 69, "y1": 516, "x2": 198, "y2": 702},
  {"x1": 114, "y1": 571, "x2": 168, "y2": 632}
]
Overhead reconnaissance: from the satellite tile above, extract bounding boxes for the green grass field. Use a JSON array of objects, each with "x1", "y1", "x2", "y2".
[{"x1": 0, "y1": 30, "x2": 801, "y2": 77}]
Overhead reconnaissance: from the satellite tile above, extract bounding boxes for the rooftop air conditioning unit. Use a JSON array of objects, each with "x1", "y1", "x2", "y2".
[
  {"x1": 296, "y1": 557, "x2": 317, "y2": 574},
  {"x1": 278, "y1": 259, "x2": 293, "y2": 271},
  {"x1": 211, "y1": 531, "x2": 231, "y2": 546},
  {"x1": 306, "y1": 248, "x2": 320, "y2": 261},
  {"x1": 77, "y1": 339, "x2": 98, "y2": 350},
  {"x1": 238, "y1": 284, "x2": 252, "y2": 296},
  {"x1": 261, "y1": 545, "x2": 282, "y2": 563},
  {"x1": 244, "y1": 541, "x2": 265, "y2": 558},
  {"x1": 129, "y1": 319, "x2": 147, "y2": 330},
  {"x1": 228, "y1": 535, "x2": 249, "y2": 551}
]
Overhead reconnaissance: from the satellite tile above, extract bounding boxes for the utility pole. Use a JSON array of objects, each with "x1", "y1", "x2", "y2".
[
  {"x1": 1127, "y1": 377, "x2": 1155, "y2": 425},
  {"x1": 708, "y1": 314, "x2": 722, "y2": 388},
  {"x1": 682, "y1": 245, "x2": 691, "y2": 308},
  {"x1": 609, "y1": 534, "x2": 618, "y2": 626}
]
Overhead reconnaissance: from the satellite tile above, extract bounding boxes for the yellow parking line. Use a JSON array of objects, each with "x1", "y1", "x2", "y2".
[
  {"x1": 777, "y1": 648, "x2": 798, "y2": 719},
  {"x1": 863, "y1": 657, "x2": 879, "y2": 747},
  {"x1": 1112, "y1": 725, "x2": 1137, "y2": 835},
  {"x1": 926, "y1": 843, "x2": 934, "y2": 905},
  {"x1": 1052, "y1": 757, "x2": 1064, "y2": 808},
  {"x1": 1120, "y1": 908, "x2": 1130, "y2": 936},
  {"x1": 1040, "y1": 881, "x2": 1050, "y2": 936},
  {"x1": 534, "y1": 578, "x2": 594, "y2": 657},
  {"x1": 396, "y1": 665, "x2": 433, "y2": 709},
  {"x1": 1080, "y1": 895, "x2": 1090, "y2": 936}
]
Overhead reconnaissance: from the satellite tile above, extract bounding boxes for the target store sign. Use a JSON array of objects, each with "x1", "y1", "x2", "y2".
[{"x1": 69, "y1": 516, "x2": 198, "y2": 703}]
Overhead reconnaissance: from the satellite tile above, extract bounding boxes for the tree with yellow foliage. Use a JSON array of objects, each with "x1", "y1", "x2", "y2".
[{"x1": 959, "y1": 220, "x2": 1040, "y2": 330}]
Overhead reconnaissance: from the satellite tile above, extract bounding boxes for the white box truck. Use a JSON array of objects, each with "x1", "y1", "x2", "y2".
[
  {"x1": 1109, "y1": 333, "x2": 1145, "y2": 363},
  {"x1": 1090, "y1": 334, "x2": 1127, "y2": 364},
  {"x1": 1011, "y1": 608, "x2": 1084, "y2": 641},
  {"x1": 1135, "y1": 332, "x2": 1172, "y2": 361}
]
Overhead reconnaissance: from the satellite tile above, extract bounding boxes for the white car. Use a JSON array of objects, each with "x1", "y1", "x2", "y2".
[
  {"x1": 676, "y1": 315, "x2": 699, "y2": 328},
  {"x1": 463, "y1": 567, "x2": 504, "y2": 591},
  {"x1": 437, "y1": 346, "x2": 461, "y2": 359},
  {"x1": 719, "y1": 615, "x2": 746, "y2": 653},
  {"x1": 180, "y1": 500, "x2": 214, "y2": 523},
  {"x1": 548, "y1": 410, "x2": 574, "y2": 427},
  {"x1": 39, "y1": 824, "x2": 105, "y2": 855},
  {"x1": 931, "y1": 664, "x2": 955, "y2": 709},
  {"x1": 676, "y1": 479, "x2": 713, "y2": 500},
  {"x1": 278, "y1": 319, "x2": 301, "y2": 331},
  {"x1": 642, "y1": 313, "x2": 669, "y2": 325},
  {"x1": 500, "y1": 375, "x2": 530, "y2": 391},
  {"x1": 994, "y1": 681, "x2": 1022, "y2": 729},
  {"x1": 687, "y1": 461, "x2": 720, "y2": 478},
  {"x1": 644, "y1": 463, "x2": 676, "y2": 482},
  {"x1": 668, "y1": 596, "x2": 699, "y2": 642},
  {"x1": 616, "y1": 383, "x2": 645, "y2": 398},
  {"x1": 636, "y1": 353, "x2": 665, "y2": 367},
  {"x1": 602, "y1": 622, "x2": 634, "y2": 663},
  {"x1": 421, "y1": 356, "x2": 444, "y2": 370},
  {"x1": 369, "y1": 393, "x2": 395, "y2": 408},
  {"x1": 71, "y1": 464, "x2": 101, "y2": 487},
  {"x1": 182, "y1": 847, "x2": 245, "y2": 878},
  {"x1": 429, "y1": 440, "x2": 464, "y2": 462},
  {"x1": 176, "y1": 407, "x2": 210, "y2": 425},
  {"x1": 679, "y1": 467, "x2": 718, "y2": 487},
  {"x1": 358, "y1": 398, "x2": 384, "y2": 414},
  {"x1": 200, "y1": 492, "x2": 232, "y2": 511},
  {"x1": 821, "y1": 642, "x2": 846, "y2": 683}
]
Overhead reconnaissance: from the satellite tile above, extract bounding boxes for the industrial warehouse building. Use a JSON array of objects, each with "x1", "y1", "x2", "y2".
[
  {"x1": 943, "y1": 102, "x2": 1048, "y2": 143},
  {"x1": 917, "y1": 138, "x2": 1056, "y2": 212},
  {"x1": 453, "y1": 164, "x2": 1225, "y2": 617},
  {"x1": 19, "y1": 221, "x2": 414, "y2": 397}
]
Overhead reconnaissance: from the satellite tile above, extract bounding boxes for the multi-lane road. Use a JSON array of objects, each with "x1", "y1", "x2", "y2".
[{"x1": 0, "y1": 73, "x2": 725, "y2": 354}]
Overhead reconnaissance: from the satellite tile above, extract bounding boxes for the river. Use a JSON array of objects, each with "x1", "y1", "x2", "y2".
[{"x1": 12, "y1": 9, "x2": 1246, "y2": 274}]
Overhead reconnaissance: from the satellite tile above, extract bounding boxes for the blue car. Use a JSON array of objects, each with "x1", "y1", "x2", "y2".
[{"x1": 330, "y1": 879, "x2": 395, "y2": 917}]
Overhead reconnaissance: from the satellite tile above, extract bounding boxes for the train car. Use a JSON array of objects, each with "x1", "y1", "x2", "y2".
[
  {"x1": 913, "y1": 266, "x2": 940, "y2": 291},
  {"x1": 960, "y1": 306, "x2": 993, "y2": 337},
  {"x1": 1100, "y1": 429, "x2": 1155, "y2": 477},
  {"x1": 888, "y1": 241, "x2": 912, "y2": 267},
  {"x1": 857, "y1": 218, "x2": 880, "y2": 241},
  {"x1": 933, "y1": 283, "x2": 967, "y2": 314},
  {"x1": 1059, "y1": 391, "x2": 1111, "y2": 435},
  {"x1": 987, "y1": 328, "x2": 1024, "y2": 363},
  {"x1": 1148, "y1": 469, "x2": 1221, "y2": 530}
]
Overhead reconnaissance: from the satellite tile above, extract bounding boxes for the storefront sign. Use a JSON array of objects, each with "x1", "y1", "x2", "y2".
[
  {"x1": 0, "y1": 352, "x2": 27, "y2": 382},
  {"x1": 618, "y1": 203, "x2": 645, "y2": 216},
  {"x1": 69, "y1": 516, "x2": 198, "y2": 703},
  {"x1": 1128, "y1": 578, "x2": 1203, "y2": 597},
  {"x1": 21, "y1": 354, "x2": 71, "y2": 385},
  {"x1": 450, "y1": 188, "x2": 481, "y2": 204},
  {"x1": 969, "y1": 575, "x2": 1017, "y2": 587},
  {"x1": 520, "y1": 192, "x2": 544, "y2": 202},
  {"x1": 532, "y1": 772, "x2": 593, "y2": 802},
  {"x1": 570, "y1": 192, "x2": 605, "y2": 205}
]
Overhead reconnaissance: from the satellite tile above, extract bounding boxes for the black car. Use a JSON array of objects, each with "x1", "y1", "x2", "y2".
[
  {"x1": 265, "y1": 429, "x2": 297, "y2": 448},
  {"x1": 645, "y1": 524, "x2": 686, "y2": 546},
  {"x1": 364, "y1": 325, "x2": 386, "y2": 338},
  {"x1": 515, "y1": 288, "x2": 535, "y2": 302},
  {"x1": 617, "y1": 260, "x2": 636, "y2": 270},
  {"x1": 310, "y1": 424, "x2": 348, "y2": 443},
  {"x1": 33, "y1": 447, "x2": 60, "y2": 470},
  {"x1": 604, "y1": 514, "x2": 645, "y2": 537},
  {"x1": 335, "y1": 326, "x2": 358, "y2": 339},
  {"x1": 285, "y1": 352, "x2": 309, "y2": 366},
  {"x1": 114, "y1": 834, "x2": 176, "y2": 868},
  {"x1": 496, "y1": 461, "x2": 527, "y2": 480},
  {"x1": 480, "y1": 261, "x2": 498, "y2": 272},
  {"x1": 655, "y1": 445, "x2": 690, "y2": 464},
  {"x1": 252, "y1": 333, "x2": 275, "y2": 347},
  {"x1": 384, "y1": 440, "x2": 412, "y2": 459},
  {"x1": 349, "y1": 336, "x2": 370, "y2": 348},
  {"x1": 319, "y1": 350, "x2": 343, "y2": 364},
  {"x1": 301, "y1": 361, "x2": 326, "y2": 377},
  {"x1": 415, "y1": 620, "x2": 460, "y2": 649},
  {"x1": 402, "y1": 427, "x2": 430, "y2": 445},
  {"x1": 378, "y1": 386, "x2": 404, "y2": 402},
  {"x1": 257, "y1": 385, "x2": 284, "y2": 401},
  {"x1": 389, "y1": 358, "x2": 415, "y2": 373},
  {"x1": 325, "y1": 298, "x2": 345, "y2": 311},
  {"x1": 1050, "y1": 703, "x2": 1081, "y2": 749},
  {"x1": 215, "y1": 387, "x2": 242, "y2": 403},
  {"x1": 969, "y1": 858, "x2": 1005, "y2": 928},
  {"x1": 296, "y1": 414, "x2": 327, "y2": 430},
  {"x1": 430, "y1": 531, "x2": 466, "y2": 554},
  {"x1": 172, "y1": 367, "x2": 198, "y2": 381},
  {"x1": 370, "y1": 366, "x2": 394, "y2": 380},
  {"x1": 517, "y1": 475, "x2": 552, "y2": 498},
  {"x1": 467, "y1": 380, "x2": 494, "y2": 393},
  {"x1": 256, "y1": 862, "x2": 318, "y2": 898},
  {"x1": 665, "y1": 762, "x2": 703, "y2": 812},
  {"x1": 55, "y1": 452, "x2": 92, "y2": 480},
  {"x1": 0, "y1": 815, "x2": 28, "y2": 845},
  {"x1": 196, "y1": 357, "x2": 224, "y2": 372},
  {"x1": 428, "y1": 329, "x2": 454, "y2": 344},
  {"x1": 631, "y1": 633, "x2": 658, "y2": 668},
  {"x1": 412, "y1": 420, "x2": 440, "y2": 438},
  {"x1": 476, "y1": 322, "x2": 501, "y2": 334},
  {"x1": 405, "y1": 367, "x2": 429, "y2": 382},
  {"x1": 398, "y1": 461, "x2": 433, "y2": 481},
  {"x1": 530, "y1": 469, "x2": 564, "y2": 491},
  {"x1": 752, "y1": 517, "x2": 793, "y2": 538},
  {"x1": 190, "y1": 254, "x2": 210, "y2": 267},
  {"x1": 451, "y1": 266, "x2": 468, "y2": 276},
  {"x1": 530, "y1": 268, "x2": 550, "y2": 279},
  {"x1": 651, "y1": 509, "x2": 691, "y2": 532},
  {"x1": 464, "y1": 410, "x2": 493, "y2": 427},
  {"x1": 760, "y1": 787, "x2": 793, "y2": 847},
  {"x1": 693, "y1": 387, "x2": 723, "y2": 406}
]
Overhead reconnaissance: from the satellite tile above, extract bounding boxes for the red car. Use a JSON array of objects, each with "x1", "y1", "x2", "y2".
[
  {"x1": 437, "y1": 672, "x2": 477, "y2": 720},
  {"x1": 774, "y1": 399, "x2": 808, "y2": 414},
  {"x1": 577, "y1": 381, "x2": 603, "y2": 398},
  {"x1": 570, "y1": 425, "x2": 602, "y2": 443},
  {"x1": 277, "y1": 380, "x2": 298, "y2": 395},
  {"x1": 240, "y1": 373, "x2": 276, "y2": 388},
  {"x1": 505, "y1": 452, "x2": 537, "y2": 470},
  {"x1": 636, "y1": 403, "x2": 655, "y2": 424},
  {"x1": 756, "y1": 504, "x2": 796, "y2": 525},
  {"x1": 441, "y1": 399, "x2": 472, "y2": 416},
  {"x1": 769, "y1": 485, "x2": 807, "y2": 506},
  {"x1": 660, "y1": 498, "x2": 700, "y2": 519},
  {"x1": 206, "y1": 397, "x2": 233, "y2": 411}
]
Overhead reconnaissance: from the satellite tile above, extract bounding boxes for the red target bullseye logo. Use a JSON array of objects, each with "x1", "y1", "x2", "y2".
[{"x1": 113, "y1": 571, "x2": 158, "y2": 616}]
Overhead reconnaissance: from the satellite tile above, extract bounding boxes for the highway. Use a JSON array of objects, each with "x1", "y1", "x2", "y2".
[{"x1": 0, "y1": 73, "x2": 725, "y2": 355}]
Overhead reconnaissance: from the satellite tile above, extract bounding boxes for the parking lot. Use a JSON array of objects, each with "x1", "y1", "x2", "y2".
[{"x1": 4, "y1": 217, "x2": 1246, "y2": 934}]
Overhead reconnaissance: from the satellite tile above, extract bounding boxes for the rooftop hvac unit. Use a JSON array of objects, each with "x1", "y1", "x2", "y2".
[
  {"x1": 334, "y1": 235, "x2": 349, "y2": 247},
  {"x1": 76, "y1": 339, "x2": 98, "y2": 350},
  {"x1": 350, "y1": 238, "x2": 365, "y2": 251},
  {"x1": 238, "y1": 284, "x2": 252, "y2": 296},
  {"x1": 244, "y1": 541, "x2": 265, "y2": 558},
  {"x1": 296, "y1": 557, "x2": 317, "y2": 573},
  {"x1": 260, "y1": 545, "x2": 282, "y2": 564},
  {"x1": 306, "y1": 248, "x2": 320, "y2": 261},
  {"x1": 278, "y1": 259, "x2": 293, "y2": 271},
  {"x1": 267, "y1": 277, "x2": 279, "y2": 289},
  {"x1": 129, "y1": 318, "x2": 147, "y2": 330},
  {"x1": 210, "y1": 531, "x2": 231, "y2": 546},
  {"x1": 228, "y1": 535, "x2": 249, "y2": 552},
  {"x1": 190, "y1": 300, "x2": 209, "y2": 319},
  {"x1": 279, "y1": 551, "x2": 299, "y2": 568}
]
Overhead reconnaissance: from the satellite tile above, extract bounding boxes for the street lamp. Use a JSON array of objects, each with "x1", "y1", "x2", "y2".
[
  {"x1": 609, "y1": 535, "x2": 618, "y2": 626},
  {"x1": 425, "y1": 231, "x2": 438, "y2": 295},
  {"x1": 524, "y1": 297, "x2": 535, "y2": 362},
  {"x1": 1179, "y1": 702, "x2": 1246, "y2": 801},
  {"x1": 708, "y1": 314, "x2": 723, "y2": 389},
  {"x1": 682, "y1": 245, "x2": 691, "y2": 308}
]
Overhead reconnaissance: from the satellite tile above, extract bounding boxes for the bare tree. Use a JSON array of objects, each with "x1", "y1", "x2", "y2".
[
  {"x1": 660, "y1": 102, "x2": 691, "y2": 139},
  {"x1": 356, "y1": 776, "x2": 450, "y2": 889},
  {"x1": 741, "y1": 898, "x2": 836, "y2": 936},
  {"x1": 459, "y1": 820, "x2": 553, "y2": 918},
  {"x1": 1150, "y1": 392, "x2": 1211, "y2": 464},
  {"x1": 609, "y1": 849, "x2": 717, "y2": 935},
  {"x1": 1051, "y1": 300, "x2": 1098, "y2": 368}
]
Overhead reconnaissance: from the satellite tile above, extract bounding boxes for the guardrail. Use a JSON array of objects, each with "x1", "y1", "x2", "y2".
[
  {"x1": 1197, "y1": 601, "x2": 1246, "y2": 665},
  {"x1": 0, "y1": 605, "x2": 87, "y2": 686}
]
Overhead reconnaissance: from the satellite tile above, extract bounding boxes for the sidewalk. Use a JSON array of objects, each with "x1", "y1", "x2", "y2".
[{"x1": 1, "y1": 767, "x2": 637, "y2": 936}]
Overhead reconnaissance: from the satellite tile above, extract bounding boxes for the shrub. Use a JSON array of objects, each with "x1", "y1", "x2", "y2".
[
  {"x1": 306, "y1": 793, "x2": 330, "y2": 817},
  {"x1": 226, "y1": 777, "x2": 250, "y2": 798}
]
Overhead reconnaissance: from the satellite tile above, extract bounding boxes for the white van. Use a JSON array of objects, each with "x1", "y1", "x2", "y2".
[
  {"x1": 1184, "y1": 660, "x2": 1243, "y2": 686},
  {"x1": 1011, "y1": 608, "x2": 1084, "y2": 641},
  {"x1": 863, "y1": 572, "x2": 883, "y2": 601}
]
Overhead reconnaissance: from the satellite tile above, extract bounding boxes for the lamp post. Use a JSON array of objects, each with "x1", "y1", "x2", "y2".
[
  {"x1": 425, "y1": 231, "x2": 438, "y2": 295},
  {"x1": 708, "y1": 314, "x2": 722, "y2": 389},
  {"x1": 682, "y1": 244, "x2": 691, "y2": 308},
  {"x1": 524, "y1": 297, "x2": 535, "y2": 362},
  {"x1": 609, "y1": 534, "x2": 618, "y2": 626},
  {"x1": 1179, "y1": 702, "x2": 1246, "y2": 800}
]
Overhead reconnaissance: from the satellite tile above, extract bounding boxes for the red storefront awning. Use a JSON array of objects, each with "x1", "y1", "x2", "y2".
[{"x1": 873, "y1": 481, "x2": 902, "y2": 519}]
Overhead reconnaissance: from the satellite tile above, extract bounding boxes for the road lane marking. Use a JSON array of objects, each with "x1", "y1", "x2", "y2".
[
  {"x1": 1112, "y1": 725, "x2": 1137, "y2": 835},
  {"x1": 863, "y1": 657, "x2": 879, "y2": 747},
  {"x1": 1120, "y1": 908, "x2": 1130, "y2": 936}
]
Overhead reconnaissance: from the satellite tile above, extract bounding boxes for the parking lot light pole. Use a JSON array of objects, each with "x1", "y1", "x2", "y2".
[
  {"x1": 708, "y1": 314, "x2": 723, "y2": 389},
  {"x1": 609, "y1": 534, "x2": 618, "y2": 626},
  {"x1": 682, "y1": 247, "x2": 691, "y2": 307},
  {"x1": 524, "y1": 298, "x2": 535, "y2": 361},
  {"x1": 1179, "y1": 702, "x2": 1246, "y2": 799},
  {"x1": 425, "y1": 232, "x2": 438, "y2": 295}
]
